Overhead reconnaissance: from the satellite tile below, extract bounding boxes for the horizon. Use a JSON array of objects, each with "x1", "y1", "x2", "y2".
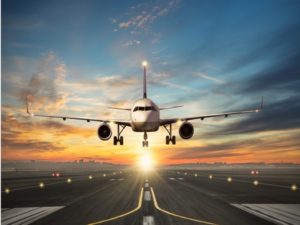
[{"x1": 2, "y1": 0, "x2": 300, "y2": 165}]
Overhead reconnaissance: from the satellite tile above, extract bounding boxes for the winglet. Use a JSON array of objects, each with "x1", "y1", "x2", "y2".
[
  {"x1": 26, "y1": 97, "x2": 34, "y2": 116},
  {"x1": 108, "y1": 107, "x2": 131, "y2": 111},
  {"x1": 255, "y1": 96, "x2": 264, "y2": 112}
]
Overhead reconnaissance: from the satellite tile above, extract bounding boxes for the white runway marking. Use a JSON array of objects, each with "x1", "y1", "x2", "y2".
[
  {"x1": 177, "y1": 177, "x2": 184, "y2": 180},
  {"x1": 1, "y1": 206, "x2": 64, "y2": 225},
  {"x1": 109, "y1": 179, "x2": 115, "y2": 181},
  {"x1": 118, "y1": 178, "x2": 124, "y2": 181},
  {"x1": 231, "y1": 204, "x2": 300, "y2": 225},
  {"x1": 144, "y1": 190, "x2": 151, "y2": 201},
  {"x1": 169, "y1": 177, "x2": 175, "y2": 180},
  {"x1": 145, "y1": 183, "x2": 149, "y2": 187},
  {"x1": 143, "y1": 216, "x2": 155, "y2": 225}
]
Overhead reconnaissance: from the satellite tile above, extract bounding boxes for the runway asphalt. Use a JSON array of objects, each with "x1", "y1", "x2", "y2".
[{"x1": 2, "y1": 168, "x2": 300, "y2": 225}]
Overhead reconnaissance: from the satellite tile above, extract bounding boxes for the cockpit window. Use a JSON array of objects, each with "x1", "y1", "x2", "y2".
[{"x1": 133, "y1": 106, "x2": 156, "y2": 111}]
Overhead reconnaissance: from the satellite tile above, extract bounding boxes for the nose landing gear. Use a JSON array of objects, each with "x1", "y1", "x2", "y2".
[
  {"x1": 142, "y1": 132, "x2": 148, "y2": 147},
  {"x1": 163, "y1": 124, "x2": 176, "y2": 145}
]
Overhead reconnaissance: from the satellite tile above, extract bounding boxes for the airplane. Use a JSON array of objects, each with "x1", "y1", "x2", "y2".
[{"x1": 27, "y1": 61, "x2": 263, "y2": 147}]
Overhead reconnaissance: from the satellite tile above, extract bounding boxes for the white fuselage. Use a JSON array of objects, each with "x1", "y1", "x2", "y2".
[{"x1": 130, "y1": 98, "x2": 160, "y2": 132}]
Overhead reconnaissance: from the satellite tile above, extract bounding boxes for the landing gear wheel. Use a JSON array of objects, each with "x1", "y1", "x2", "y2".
[
  {"x1": 114, "y1": 124, "x2": 126, "y2": 145},
  {"x1": 113, "y1": 136, "x2": 118, "y2": 145},
  {"x1": 166, "y1": 136, "x2": 170, "y2": 145},
  {"x1": 163, "y1": 124, "x2": 176, "y2": 145},
  {"x1": 142, "y1": 141, "x2": 149, "y2": 147},
  {"x1": 142, "y1": 132, "x2": 149, "y2": 147},
  {"x1": 171, "y1": 136, "x2": 176, "y2": 145}
]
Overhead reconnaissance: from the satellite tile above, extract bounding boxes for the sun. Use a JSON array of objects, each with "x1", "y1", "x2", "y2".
[{"x1": 137, "y1": 152, "x2": 155, "y2": 171}]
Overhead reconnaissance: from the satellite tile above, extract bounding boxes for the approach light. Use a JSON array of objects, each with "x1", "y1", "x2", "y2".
[
  {"x1": 194, "y1": 173, "x2": 198, "y2": 177},
  {"x1": 142, "y1": 61, "x2": 148, "y2": 67},
  {"x1": 209, "y1": 174, "x2": 213, "y2": 180},
  {"x1": 253, "y1": 180, "x2": 259, "y2": 186},
  {"x1": 39, "y1": 182, "x2": 45, "y2": 189},
  {"x1": 103, "y1": 173, "x2": 106, "y2": 177},
  {"x1": 89, "y1": 175, "x2": 93, "y2": 180},
  {"x1": 67, "y1": 178, "x2": 72, "y2": 183},
  {"x1": 5, "y1": 187, "x2": 10, "y2": 194},
  {"x1": 227, "y1": 177, "x2": 232, "y2": 183},
  {"x1": 291, "y1": 184, "x2": 297, "y2": 191}
]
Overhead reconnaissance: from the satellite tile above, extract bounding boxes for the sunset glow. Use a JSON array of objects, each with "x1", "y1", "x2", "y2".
[{"x1": 2, "y1": 1, "x2": 300, "y2": 166}]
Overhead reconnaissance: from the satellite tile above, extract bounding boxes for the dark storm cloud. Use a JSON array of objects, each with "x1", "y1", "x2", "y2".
[
  {"x1": 240, "y1": 53, "x2": 300, "y2": 94},
  {"x1": 205, "y1": 95, "x2": 300, "y2": 135},
  {"x1": 223, "y1": 24, "x2": 300, "y2": 73},
  {"x1": 168, "y1": 133, "x2": 300, "y2": 160},
  {"x1": 2, "y1": 138, "x2": 65, "y2": 152},
  {"x1": 167, "y1": 142, "x2": 252, "y2": 160}
]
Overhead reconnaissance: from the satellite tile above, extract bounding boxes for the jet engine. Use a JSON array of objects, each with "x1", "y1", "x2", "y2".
[
  {"x1": 97, "y1": 123, "x2": 112, "y2": 141},
  {"x1": 179, "y1": 122, "x2": 194, "y2": 139}
]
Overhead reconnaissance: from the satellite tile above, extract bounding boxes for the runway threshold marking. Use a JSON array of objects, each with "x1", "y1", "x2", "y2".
[
  {"x1": 1, "y1": 206, "x2": 64, "y2": 225},
  {"x1": 231, "y1": 204, "x2": 300, "y2": 225},
  {"x1": 150, "y1": 187, "x2": 217, "y2": 225},
  {"x1": 87, "y1": 188, "x2": 144, "y2": 225}
]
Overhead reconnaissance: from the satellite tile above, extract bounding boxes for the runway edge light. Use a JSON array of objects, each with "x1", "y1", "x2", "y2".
[{"x1": 5, "y1": 187, "x2": 10, "y2": 194}]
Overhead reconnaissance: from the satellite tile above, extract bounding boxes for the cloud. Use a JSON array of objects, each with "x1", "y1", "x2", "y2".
[
  {"x1": 204, "y1": 95, "x2": 300, "y2": 136},
  {"x1": 193, "y1": 72, "x2": 226, "y2": 84},
  {"x1": 240, "y1": 53, "x2": 300, "y2": 95},
  {"x1": 17, "y1": 52, "x2": 68, "y2": 113},
  {"x1": 123, "y1": 39, "x2": 141, "y2": 47},
  {"x1": 115, "y1": 0, "x2": 181, "y2": 31},
  {"x1": 1, "y1": 106, "x2": 96, "y2": 155},
  {"x1": 166, "y1": 131, "x2": 300, "y2": 161}
]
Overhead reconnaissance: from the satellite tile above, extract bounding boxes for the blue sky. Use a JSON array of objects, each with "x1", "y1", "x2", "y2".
[{"x1": 2, "y1": 0, "x2": 300, "y2": 164}]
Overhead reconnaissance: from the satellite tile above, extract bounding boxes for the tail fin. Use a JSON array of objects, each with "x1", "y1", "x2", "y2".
[{"x1": 143, "y1": 61, "x2": 147, "y2": 98}]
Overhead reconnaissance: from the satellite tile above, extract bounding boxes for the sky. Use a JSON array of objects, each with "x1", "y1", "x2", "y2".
[{"x1": 2, "y1": 0, "x2": 300, "y2": 165}]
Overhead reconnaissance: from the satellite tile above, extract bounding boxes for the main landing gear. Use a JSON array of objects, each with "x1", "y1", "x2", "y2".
[
  {"x1": 113, "y1": 124, "x2": 126, "y2": 145},
  {"x1": 142, "y1": 132, "x2": 148, "y2": 147},
  {"x1": 163, "y1": 124, "x2": 176, "y2": 145}
]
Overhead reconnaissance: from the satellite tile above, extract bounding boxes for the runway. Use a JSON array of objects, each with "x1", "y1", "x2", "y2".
[{"x1": 2, "y1": 169, "x2": 300, "y2": 225}]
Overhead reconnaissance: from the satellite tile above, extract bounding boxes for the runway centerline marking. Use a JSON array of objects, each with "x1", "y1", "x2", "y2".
[
  {"x1": 144, "y1": 190, "x2": 151, "y2": 201},
  {"x1": 150, "y1": 187, "x2": 218, "y2": 225},
  {"x1": 143, "y1": 215, "x2": 155, "y2": 225},
  {"x1": 87, "y1": 188, "x2": 144, "y2": 225}
]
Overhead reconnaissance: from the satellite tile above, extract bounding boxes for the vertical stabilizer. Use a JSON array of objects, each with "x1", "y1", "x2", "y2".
[{"x1": 143, "y1": 61, "x2": 147, "y2": 98}]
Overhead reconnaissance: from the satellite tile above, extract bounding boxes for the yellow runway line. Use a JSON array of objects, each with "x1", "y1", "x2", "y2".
[
  {"x1": 150, "y1": 187, "x2": 218, "y2": 225},
  {"x1": 87, "y1": 188, "x2": 144, "y2": 225}
]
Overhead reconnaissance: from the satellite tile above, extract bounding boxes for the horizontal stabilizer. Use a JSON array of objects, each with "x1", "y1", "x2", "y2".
[
  {"x1": 160, "y1": 105, "x2": 183, "y2": 110},
  {"x1": 108, "y1": 107, "x2": 131, "y2": 111}
]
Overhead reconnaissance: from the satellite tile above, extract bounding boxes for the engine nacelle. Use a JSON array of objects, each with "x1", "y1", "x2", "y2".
[
  {"x1": 97, "y1": 123, "x2": 112, "y2": 141},
  {"x1": 179, "y1": 122, "x2": 194, "y2": 139}
]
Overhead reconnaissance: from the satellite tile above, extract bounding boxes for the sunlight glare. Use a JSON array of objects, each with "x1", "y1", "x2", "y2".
[{"x1": 138, "y1": 152, "x2": 154, "y2": 172}]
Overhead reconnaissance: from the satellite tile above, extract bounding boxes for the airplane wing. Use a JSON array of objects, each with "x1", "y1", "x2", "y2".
[
  {"x1": 26, "y1": 102, "x2": 131, "y2": 126},
  {"x1": 160, "y1": 98, "x2": 263, "y2": 126}
]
